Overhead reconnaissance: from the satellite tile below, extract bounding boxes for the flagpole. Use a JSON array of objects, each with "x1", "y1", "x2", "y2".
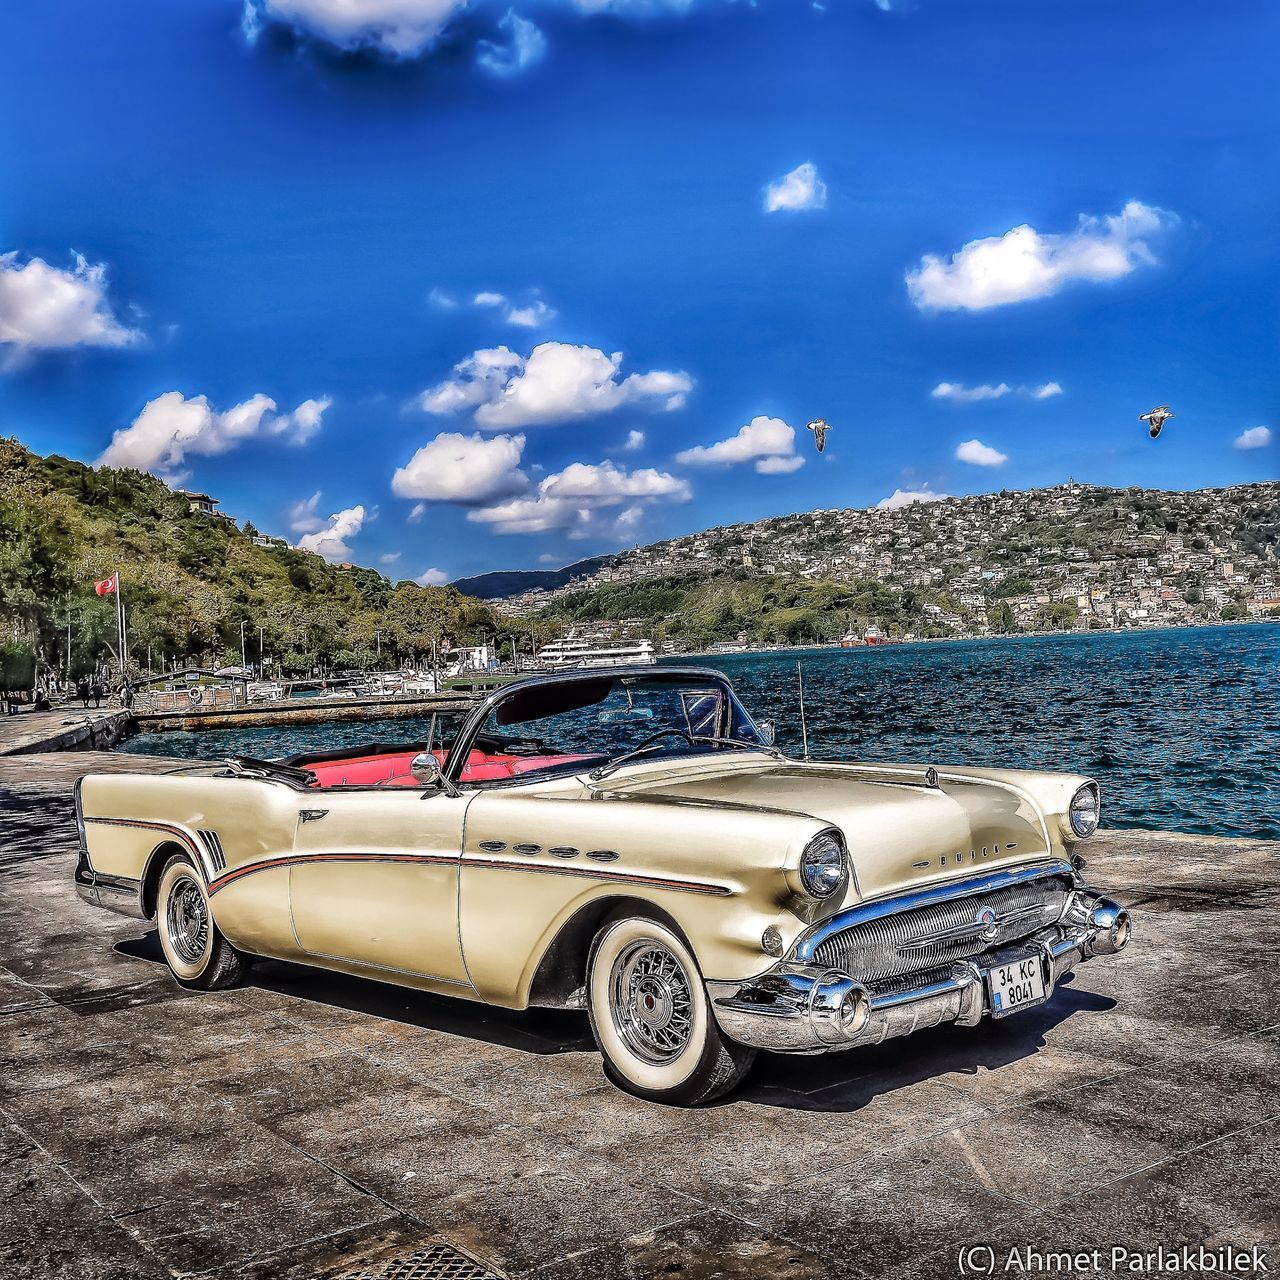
[{"x1": 114, "y1": 571, "x2": 127, "y2": 685}]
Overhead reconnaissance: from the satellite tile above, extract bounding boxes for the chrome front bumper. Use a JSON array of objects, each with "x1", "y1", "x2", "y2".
[{"x1": 707, "y1": 893, "x2": 1131, "y2": 1054}]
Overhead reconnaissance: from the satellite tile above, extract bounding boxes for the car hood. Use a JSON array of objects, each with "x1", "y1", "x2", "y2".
[{"x1": 595, "y1": 757, "x2": 1058, "y2": 903}]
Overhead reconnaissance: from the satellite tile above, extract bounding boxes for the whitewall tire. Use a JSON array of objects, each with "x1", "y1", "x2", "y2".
[
  {"x1": 587, "y1": 913, "x2": 755, "y2": 1105},
  {"x1": 155, "y1": 855, "x2": 249, "y2": 990}
]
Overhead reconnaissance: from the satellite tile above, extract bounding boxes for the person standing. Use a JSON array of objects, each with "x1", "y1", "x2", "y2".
[
  {"x1": 90, "y1": 677, "x2": 104, "y2": 709},
  {"x1": 76, "y1": 677, "x2": 90, "y2": 709}
]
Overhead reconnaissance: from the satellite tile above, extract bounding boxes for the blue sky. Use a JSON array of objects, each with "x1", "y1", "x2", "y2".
[{"x1": 1, "y1": 0, "x2": 1276, "y2": 584}]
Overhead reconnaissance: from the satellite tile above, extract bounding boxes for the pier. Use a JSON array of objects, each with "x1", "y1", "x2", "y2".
[
  {"x1": 0, "y1": 741, "x2": 1276, "y2": 1278},
  {"x1": 0, "y1": 691, "x2": 476, "y2": 756}
]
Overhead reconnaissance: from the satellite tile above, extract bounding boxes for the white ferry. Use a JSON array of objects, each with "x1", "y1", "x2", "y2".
[{"x1": 536, "y1": 635, "x2": 656, "y2": 669}]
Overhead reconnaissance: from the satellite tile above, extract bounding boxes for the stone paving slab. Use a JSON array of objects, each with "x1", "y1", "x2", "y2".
[{"x1": 0, "y1": 749, "x2": 1277, "y2": 1278}]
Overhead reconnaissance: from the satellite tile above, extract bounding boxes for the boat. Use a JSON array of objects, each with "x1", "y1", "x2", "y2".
[{"x1": 535, "y1": 634, "x2": 656, "y2": 669}]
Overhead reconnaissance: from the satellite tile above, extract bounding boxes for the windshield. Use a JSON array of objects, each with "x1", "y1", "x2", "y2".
[{"x1": 453, "y1": 672, "x2": 766, "y2": 783}]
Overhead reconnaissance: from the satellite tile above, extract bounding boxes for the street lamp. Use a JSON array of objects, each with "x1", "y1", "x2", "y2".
[{"x1": 239, "y1": 620, "x2": 247, "y2": 673}]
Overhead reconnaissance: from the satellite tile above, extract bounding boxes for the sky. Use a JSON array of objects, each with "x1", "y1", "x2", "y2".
[{"x1": 1, "y1": 0, "x2": 1277, "y2": 585}]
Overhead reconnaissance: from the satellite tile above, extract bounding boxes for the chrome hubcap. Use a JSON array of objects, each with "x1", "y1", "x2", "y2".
[
  {"x1": 165, "y1": 875, "x2": 208, "y2": 965},
  {"x1": 610, "y1": 940, "x2": 693, "y2": 1064}
]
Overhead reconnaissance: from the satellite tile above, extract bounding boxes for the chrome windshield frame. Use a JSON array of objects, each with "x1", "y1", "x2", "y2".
[{"x1": 442, "y1": 664, "x2": 759, "y2": 785}]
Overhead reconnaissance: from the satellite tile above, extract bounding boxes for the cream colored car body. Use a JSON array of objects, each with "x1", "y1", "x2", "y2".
[{"x1": 75, "y1": 725, "x2": 1092, "y2": 1014}]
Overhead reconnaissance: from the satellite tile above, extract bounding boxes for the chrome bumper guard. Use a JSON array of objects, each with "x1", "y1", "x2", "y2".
[{"x1": 708, "y1": 891, "x2": 1130, "y2": 1054}]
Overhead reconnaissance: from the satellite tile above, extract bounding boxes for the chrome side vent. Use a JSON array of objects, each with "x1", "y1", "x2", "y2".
[
  {"x1": 197, "y1": 830, "x2": 227, "y2": 873},
  {"x1": 586, "y1": 849, "x2": 620, "y2": 862},
  {"x1": 548, "y1": 846, "x2": 580, "y2": 859},
  {"x1": 512, "y1": 843, "x2": 541, "y2": 855},
  {"x1": 477, "y1": 840, "x2": 506, "y2": 852}
]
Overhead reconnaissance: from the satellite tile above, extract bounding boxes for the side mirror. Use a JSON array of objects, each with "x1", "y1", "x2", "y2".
[
  {"x1": 411, "y1": 752, "x2": 460, "y2": 798},
  {"x1": 757, "y1": 720, "x2": 777, "y2": 747}
]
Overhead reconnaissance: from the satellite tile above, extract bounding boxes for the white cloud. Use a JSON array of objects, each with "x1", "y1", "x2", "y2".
[
  {"x1": 876, "y1": 486, "x2": 949, "y2": 510},
  {"x1": 764, "y1": 163, "x2": 827, "y2": 214},
  {"x1": 423, "y1": 342, "x2": 692, "y2": 429},
  {"x1": 98, "y1": 391, "x2": 329, "y2": 474},
  {"x1": 756, "y1": 453, "x2": 806, "y2": 475},
  {"x1": 298, "y1": 504, "x2": 366, "y2": 562},
  {"x1": 288, "y1": 491, "x2": 325, "y2": 534},
  {"x1": 0, "y1": 251, "x2": 138, "y2": 351},
  {"x1": 380, "y1": 552, "x2": 402, "y2": 565},
  {"x1": 420, "y1": 346, "x2": 523, "y2": 415},
  {"x1": 932, "y1": 380, "x2": 1062, "y2": 403},
  {"x1": 468, "y1": 459, "x2": 689, "y2": 537},
  {"x1": 415, "y1": 567, "x2": 449, "y2": 586},
  {"x1": 471, "y1": 290, "x2": 556, "y2": 328},
  {"x1": 391, "y1": 431, "x2": 529, "y2": 504},
  {"x1": 408, "y1": 502, "x2": 426, "y2": 523},
  {"x1": 540, "y1": 460, "x2": 690, "y2": 503},
  {"x1": 428, "y1": 287, "x2": 458, "y2": 310},
  {"x1": 955, "y1": 438, "x2": 1008, "y2": 467},
  {"x1": 906, "y1": 201, "x2": 1177, "y2": 312},
  {"x1": 932, "y1": 382, "x2": 1012, "y2": 403},
  {"x1": 1234, "y1": 426, "x2": 1273, "y2": 450},
  {"x1": 622, "y1": 429, "x2": 645, "y2": 451},
  {"x1": 675, "y1": 415, "x2": 804, "y2": 475},
  {"x1": 276, "y1": 396, "x2": 331, "y2": 443},
  {"x1": 476, "y1": 10, "x2": 546, "y2": 77},
  {"x1": 249, "y1": 0, "x2": 713, "y2": 62},
  {"x1": 247, "y1": 0, "x2": 466, "y2": 57}
]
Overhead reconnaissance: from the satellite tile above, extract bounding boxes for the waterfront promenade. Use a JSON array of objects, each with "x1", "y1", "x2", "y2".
[{"x1": 0, "y1": 745, "x2": 1275, "y2": 1279}]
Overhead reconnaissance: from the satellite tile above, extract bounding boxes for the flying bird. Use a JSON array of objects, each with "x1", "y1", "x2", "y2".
[
  {"x1": 1140, "y1": 405, "x2": 1174, "y2": 439},
  {"x1": 806, "y1": 418, "x2": 832, "y2": 452}
]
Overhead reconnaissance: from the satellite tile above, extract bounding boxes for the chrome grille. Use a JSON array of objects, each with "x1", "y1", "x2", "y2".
[{"x1": 814, "y1": 875, "x2": 1071, "y2": 982}]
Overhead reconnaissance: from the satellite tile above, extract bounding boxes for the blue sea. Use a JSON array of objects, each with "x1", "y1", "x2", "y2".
[{"x1": 120, "y1": 624, "x2": 1280, "y2": 841}]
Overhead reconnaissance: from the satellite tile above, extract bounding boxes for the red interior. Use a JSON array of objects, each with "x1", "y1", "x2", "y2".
[{"x1": 307, "y1": 748, "x2": 592, "y2": 788}]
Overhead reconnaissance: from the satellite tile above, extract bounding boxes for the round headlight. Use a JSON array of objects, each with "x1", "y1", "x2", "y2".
[
  {"x1": 1069, "y1": 784, "x2": 1100, "y2": 838},
  {"x1": 800, "y1": 831, "x2": 845, "y2": 899}
]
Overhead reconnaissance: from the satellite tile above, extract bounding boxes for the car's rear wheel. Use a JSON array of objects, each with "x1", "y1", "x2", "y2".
[
  {"x1": 586, "y1": 913, "x2": 755, "y2": 1105},
  {"x1": 155, "y1": 855, "x2": 249, "y2": 990}
]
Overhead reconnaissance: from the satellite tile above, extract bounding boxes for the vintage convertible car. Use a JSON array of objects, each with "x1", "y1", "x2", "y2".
[{"x1": 75, "y1": 665, "x2": 1131, "y2": 1104}]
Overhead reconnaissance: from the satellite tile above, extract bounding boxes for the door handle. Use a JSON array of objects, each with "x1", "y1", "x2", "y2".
[{"x1": 299, "y1": 809, "x2": 329, "y2": 823}]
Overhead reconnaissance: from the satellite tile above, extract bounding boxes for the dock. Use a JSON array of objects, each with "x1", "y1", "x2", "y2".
[
  {"x1": 0, "y1": 743, "x2": 1276, "y2": 1279},
  {"x1": 0, "y1": 691, "x2": 476, "y2": 756}
]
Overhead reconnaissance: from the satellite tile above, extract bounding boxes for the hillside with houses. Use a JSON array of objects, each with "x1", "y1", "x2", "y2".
[{"x1": 499, "y1": 481, "x2": 1280, "y2": 648}]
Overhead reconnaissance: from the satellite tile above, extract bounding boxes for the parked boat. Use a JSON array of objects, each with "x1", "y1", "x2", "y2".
[{"x1": 535, "y1": 635, "x2": 656, "y2": 668}]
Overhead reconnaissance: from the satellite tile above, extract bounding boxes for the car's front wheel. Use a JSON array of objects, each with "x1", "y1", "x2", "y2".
[
  {"x1": 586, "y1": 913, "x2": 755, "y2": 1105},
  {"x1": 155, "y1": 855, "x2": 250, "y2": 990}
]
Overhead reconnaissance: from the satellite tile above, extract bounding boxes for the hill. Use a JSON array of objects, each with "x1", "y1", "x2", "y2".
[
  {"x1": 523, "y1": 480, "x2": 1280, "y2": 647},
  {"x1": 451, "y1": 555, "x2": 614, "y2": 600},
  {"x1": 0, "y1": 438, "x2": 514, "y2": 682}
]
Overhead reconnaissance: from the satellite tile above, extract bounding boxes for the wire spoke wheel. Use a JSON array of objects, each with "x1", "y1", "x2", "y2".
[
  {"x1": 165, "y1": 874, "x2": 209, "y2": 965},
  {"x1": 609, "y1": 939, "x2": 695, "y2": 1064}
]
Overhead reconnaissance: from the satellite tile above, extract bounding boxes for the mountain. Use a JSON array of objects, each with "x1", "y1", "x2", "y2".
[
  {"x1": 451, "y1": 555, "x2": 615, "y2": 600},
  {"x1": 0, "y1": 438, "x2": 512, "y2": 681}
]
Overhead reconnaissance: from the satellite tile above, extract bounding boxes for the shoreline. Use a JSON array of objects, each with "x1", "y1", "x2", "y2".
[{"x1": 669, "y1": 615, "x2": 1279, "y2": 661}]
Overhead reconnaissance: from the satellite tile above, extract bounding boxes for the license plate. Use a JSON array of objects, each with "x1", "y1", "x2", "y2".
[{"x1": 988, "y1": 955, "x2": 1046, "y2": 1018}]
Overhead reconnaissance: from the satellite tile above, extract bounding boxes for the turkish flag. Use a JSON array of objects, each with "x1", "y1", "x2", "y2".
[{"x1": 94, "y1": 575, "x2": 118, "y2": 596}]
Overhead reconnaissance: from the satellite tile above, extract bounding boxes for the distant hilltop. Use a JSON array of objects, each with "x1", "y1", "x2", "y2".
[
  {"x1": 451, "y1": 555, "x2": 616, "y2": 601},
  {"x1": 491, "y1": 480, "x2": 1280, "y2": 648}
]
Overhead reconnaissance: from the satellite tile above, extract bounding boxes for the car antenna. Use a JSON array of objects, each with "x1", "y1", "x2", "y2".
[{"x1": 797, "y1": 660, "x2": 810, "y2": 761}]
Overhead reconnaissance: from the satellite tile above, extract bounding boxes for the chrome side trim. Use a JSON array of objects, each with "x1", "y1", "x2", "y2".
[{"x1": 792, "y1": 859, "x2": 1074, "y2": 963}]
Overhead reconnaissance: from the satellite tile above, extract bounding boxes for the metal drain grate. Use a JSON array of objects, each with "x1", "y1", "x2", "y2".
[{"x1": 337, "y1": 1243, "x2": 504, "y2": 1280}]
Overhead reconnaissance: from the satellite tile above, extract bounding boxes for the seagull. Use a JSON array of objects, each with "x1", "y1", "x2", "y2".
[
  {"x1": 805, "y1": 418, "x2": 832, "y2": 452},
  {"x1": 1139, "y1": 405, "x2": 1174, "y2": 439}
]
